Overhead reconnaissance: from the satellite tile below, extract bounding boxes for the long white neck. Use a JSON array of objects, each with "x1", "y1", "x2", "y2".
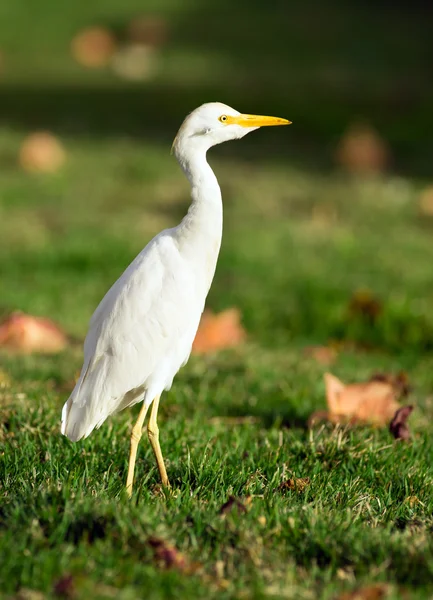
[
  {"x1": 173, "y1": 147, "x2": 223, "y2": 291},
  {"x1": 176, "y1": 148, "x2": 222, "y2": 238}
]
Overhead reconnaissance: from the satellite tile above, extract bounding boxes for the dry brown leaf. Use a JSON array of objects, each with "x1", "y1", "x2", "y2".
[
  {"x1": 192, "y1": 308, "x2": 246, "y2": 354},
  {"x1": 52, "y1": 574, "x2": 75, "y2": 598},
  {"x1": 278, "y1": 478, "x2": 310, "y2": 493},
  {"x1": 127, "y1": 15, "x2": 169, "y2": 47},
  {"x1": 389, "y1": 405, "x2": 413, "y2": 440},
  {"x1": 318, "y1": 372, "x2": 403, "y2": 426},
  {"x1": 219, "y1": 496, "x2": 247, "y2": 516},
  {"x1": 148, "y1": 537, "x2": 200, "y2": 574},
  {"x1": 19, "y1": 132, "x2": 66, "y2": 174},
  {"x1": 418, "y1": 185, "x2": 433, "y2": 217},
  {"x1": 337, "y1": 583, "x2": 390, "y2": 600},
  {"x1": 0, "y1": 312, "x2": 68, "y2": 354},
  {"x1": 335, "y1": 122, "x2": 390, "y2": 174},
  {"x1": 71, "y1": 27, "x2": 116, "y2": 68}
]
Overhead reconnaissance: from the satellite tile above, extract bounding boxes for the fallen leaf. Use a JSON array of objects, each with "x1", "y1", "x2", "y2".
[
  {"x1": 418, "y1": 185, "x2": 433, "y2": 217},
  {"x1": 127, "y1": 15, "x2": 169, "y2": 47},
  {"x1": 315, "y1": 372, "x2": 404, "y2": 426},
  {"x1": 389, "y1": 405, "x2": 413, "y2": 440},
  {"x1": 192, "y1": 308, "x2": 246, "y2": 354},
  {"x1": 278, "y1": 478, "x2": 310, "y2": 493},
  {"x1": 71, "y1": 27, "x2": 116, "y2": 68},
  {"x1": 148, "y1": 537, "x2": 200, "y2": 574},
  {"x1": 337, "y1": 583, "x2": 390, "y2": 600},
  {"x1": 0, "y1": 312, "x2": 68, "y2": 354},
  {"x1": 53, "y1": 574, "x2": 75, "y2": 598},
  {"x1": 19, "y1": 132, "x2": 66, "y2": 174},
  {"x1": 219, "y1": 496, "x2": 247, "y2": 516},
  {"x1": 335, "y1": 122, "x2": 390, "y2": 174},
  {"x1": 304, "y1": 345, "x2": 337, "y2": 365}
]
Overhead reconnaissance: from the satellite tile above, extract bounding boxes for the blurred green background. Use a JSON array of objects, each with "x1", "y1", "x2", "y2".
[
  {"x1": 0, "y1": 0, "x2": 433, "y2": 350},
  {"x1": 1, "y1": 0, "x2": 433, "y2": 172}
]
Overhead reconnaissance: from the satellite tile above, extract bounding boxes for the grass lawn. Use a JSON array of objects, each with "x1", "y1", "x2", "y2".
[
  {"x1": 1, "y1": 130, "x2": 433, "y2": 599},
  {"x1": 1, "y1": 1, "x2": 433, "y2": 598}
]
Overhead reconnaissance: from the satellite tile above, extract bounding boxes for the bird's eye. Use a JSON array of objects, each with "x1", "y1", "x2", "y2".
[{"x1": 219, "y1": 115, "x2": 228, "y2": 123}]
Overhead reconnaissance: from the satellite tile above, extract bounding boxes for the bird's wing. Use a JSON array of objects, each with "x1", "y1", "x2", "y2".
[{"x1": 62, "y1": 230, "x2": 200, "y2": 440}]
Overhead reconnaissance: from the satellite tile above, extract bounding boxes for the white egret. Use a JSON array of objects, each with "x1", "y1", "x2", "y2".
[{"x1": 61, "y1": 102, "x2": 290, "y2": 495}]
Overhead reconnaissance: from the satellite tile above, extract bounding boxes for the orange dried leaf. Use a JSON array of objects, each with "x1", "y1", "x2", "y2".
[
  {"x1": 71, "y1": 27, "x2": 116, "y2": 68},
  {"x1": 19, "y1": 132, "x2": 66, "y2": 174},
  {"x1": 192, "y1": 308, "x2": 246, "y2": 354},
  {"x1": 0, "y1": 312, "x2": 68, "y2": 354},
  {"x1": 335, "y1": 122, "x2": 390, "y2": 174},
  {"x1": 323, "y1": 372, "x2": 402, "y2": 425},
  {"x1": 418, "y1": 185, "x2": 433, "y2": 217}
]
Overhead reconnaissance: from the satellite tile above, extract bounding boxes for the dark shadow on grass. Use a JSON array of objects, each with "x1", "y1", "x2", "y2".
[{"x1": 215, "y1": 403, "x2": 310, "y2": 430}]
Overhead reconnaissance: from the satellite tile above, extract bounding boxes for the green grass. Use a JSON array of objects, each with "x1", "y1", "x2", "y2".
[
  {"x1": 1, "y1": 0, "x2": 433, "y2": 597},
  {"x1": 1, "y1": 130, "x2": 433, "y2": 599}
]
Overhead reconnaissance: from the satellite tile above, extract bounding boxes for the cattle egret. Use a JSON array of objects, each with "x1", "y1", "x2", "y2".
[{"x1": 61, "y1": 102, "x2": 290, "y2": 495}]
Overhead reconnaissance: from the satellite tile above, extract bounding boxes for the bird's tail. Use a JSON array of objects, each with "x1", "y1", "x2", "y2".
[{"x1": 61, "y1": 360, "x2": 106, "y2": 441}]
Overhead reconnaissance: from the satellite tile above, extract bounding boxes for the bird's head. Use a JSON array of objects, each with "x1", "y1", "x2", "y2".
[{"x1": 172, "y1": 102, "x2": 291, "y2": 158}]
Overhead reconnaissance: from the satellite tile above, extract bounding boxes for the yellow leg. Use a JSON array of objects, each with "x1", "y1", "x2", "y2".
[
  {"x1": 126, "y1": 401, "x2": 149, "y2": 497},
  {"x1": 147, "y1": 394, "x2": 170, "y2": 488}
]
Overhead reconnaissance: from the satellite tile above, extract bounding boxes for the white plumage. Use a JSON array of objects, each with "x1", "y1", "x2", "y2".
[{"x1": 61, "y1": 102, "x2": 290, "y2": 493}]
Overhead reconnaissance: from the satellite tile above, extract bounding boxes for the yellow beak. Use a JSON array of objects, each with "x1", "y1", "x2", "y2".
[{"x1": 228, "y1": 114, "x2": 291, "y2": 127}]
